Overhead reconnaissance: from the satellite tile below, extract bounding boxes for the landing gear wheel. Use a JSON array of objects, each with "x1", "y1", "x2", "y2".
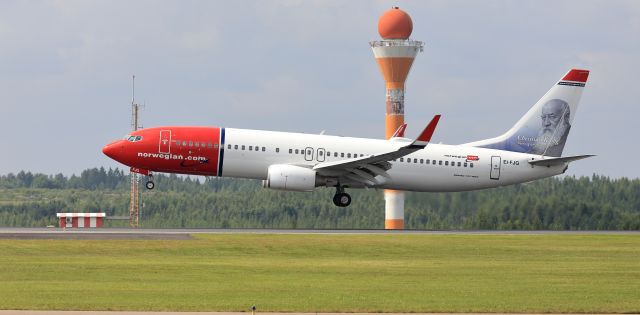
[
  {"x1": 145, "y1": 181, "x2": 155, "y2": 190},
  {"x1": 333, "y1": 192, "x2": 351, "y2": 207}
]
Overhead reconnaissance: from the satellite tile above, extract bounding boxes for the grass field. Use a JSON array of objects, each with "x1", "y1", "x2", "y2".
[{"x1": 0, "y1": 233, "x2": 639, "y2": 312}]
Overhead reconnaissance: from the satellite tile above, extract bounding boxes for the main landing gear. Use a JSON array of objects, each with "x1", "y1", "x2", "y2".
[
  {"x1": 333, "y1": 185, "x2": 351, "y2": 207},
  {"x1": 145, "y1": 174, "x2": 155, "y2": 190}
]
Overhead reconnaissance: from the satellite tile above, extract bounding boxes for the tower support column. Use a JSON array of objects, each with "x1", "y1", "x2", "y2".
[
  {"x1": 370, "y1": 7, "x2": 423, "y2": 230},
  {"x1": 384, "y1": 189, "x2": 405, "y2": 229}
]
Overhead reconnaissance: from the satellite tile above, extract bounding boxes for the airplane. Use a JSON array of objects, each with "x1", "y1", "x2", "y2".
[{"x1": 103, "y1": 69, "x2": 593, "y2": 207}]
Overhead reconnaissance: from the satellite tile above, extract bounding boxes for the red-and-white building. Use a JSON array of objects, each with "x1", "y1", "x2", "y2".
[{"x1": 56, "y1": 213, "x2": 105, "y2": 228}]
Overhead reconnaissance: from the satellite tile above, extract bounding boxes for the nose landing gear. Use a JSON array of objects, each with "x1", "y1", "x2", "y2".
[
  {"x1": 333, "y1": 185, "x2": 351, "y2": 207},
  {"x1": 145, "y1": 174, "x2": 155, "y2": 190}
]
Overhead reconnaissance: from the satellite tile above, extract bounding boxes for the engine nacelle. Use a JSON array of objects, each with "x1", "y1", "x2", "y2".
[{"x1": 262, "y1": 164, "x2": 318, "y2": 192}]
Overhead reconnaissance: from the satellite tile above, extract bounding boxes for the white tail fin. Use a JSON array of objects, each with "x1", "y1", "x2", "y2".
[{"x1": 465, "y1": 69, "x2": 589, "y2": 157}]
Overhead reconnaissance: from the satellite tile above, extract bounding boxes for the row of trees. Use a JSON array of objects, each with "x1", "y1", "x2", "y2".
[
  {"x1": 0, "y1": 169, "x2": 639, "y2": 229},
  {"x1": 1, "y1": 168, "x2": 129, "y2": 190}
]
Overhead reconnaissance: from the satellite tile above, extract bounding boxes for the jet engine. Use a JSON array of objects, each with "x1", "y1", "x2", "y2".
[{"x1": 262, "y1": 164, "x2": 318, "y2": 192}]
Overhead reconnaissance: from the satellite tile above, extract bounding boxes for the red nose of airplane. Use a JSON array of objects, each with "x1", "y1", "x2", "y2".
[{"x1": 102, "y1": 141, "x2": 122, "y2": 160}]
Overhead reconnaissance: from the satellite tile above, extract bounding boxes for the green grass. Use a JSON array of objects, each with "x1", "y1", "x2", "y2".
[{"x1": 0, "y1": 233, "x2": 639, "y2": 312}]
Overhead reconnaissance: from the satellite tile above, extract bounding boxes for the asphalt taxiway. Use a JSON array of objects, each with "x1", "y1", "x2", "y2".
[
  {"x1": 0, "y1": 312, "x2": 624, "y2": 315},
  {"x1": 0, "y1": 228, "x2": 638, "y2": 240}
]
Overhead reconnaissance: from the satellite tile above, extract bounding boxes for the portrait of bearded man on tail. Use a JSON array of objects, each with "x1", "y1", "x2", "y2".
[{"x1": 532, "y1": 99, "x2": 571, "y2": 156}]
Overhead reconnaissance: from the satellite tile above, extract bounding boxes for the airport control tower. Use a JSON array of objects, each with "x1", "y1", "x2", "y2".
[{"x1": 370, "y1": 7, "x2": 423, "y2": 229}]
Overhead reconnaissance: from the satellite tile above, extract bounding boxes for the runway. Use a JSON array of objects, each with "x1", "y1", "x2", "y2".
[
  {"x1": 0, "y1": 312, "x2": 624, "y2": 315},
  {"x1": 0, "y1": 227, "x2": 638, "y2": 240}
]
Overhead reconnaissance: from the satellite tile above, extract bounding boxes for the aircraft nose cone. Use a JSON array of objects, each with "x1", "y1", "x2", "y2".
[{"x1": 102, "y1": 141, "x2": 122, "y2": 160}]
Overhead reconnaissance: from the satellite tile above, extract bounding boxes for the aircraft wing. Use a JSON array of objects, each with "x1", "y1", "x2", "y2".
[
  {"x1": 312, "y1": 115, "x2": 440, "y2": 186},
  {"x1": 528, "y1": 154, "x2": 595, "y2": 167}
]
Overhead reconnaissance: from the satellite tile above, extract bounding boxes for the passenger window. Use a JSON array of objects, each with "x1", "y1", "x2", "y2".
[
  {"x1": 241, "y1": 145, "x2": 245, "y2": 150},
  {"x1": 420, "y1": 159, "x2": 424, "y2": 164},
  {"x1": 341, "y1": 153, "x2": 344, "y2": 158},
  {"x1": 319, "y1": 151, "x2": 323, "y2": 156},
  {"x1": 295, "y1": 149, "x2": 299, "y2": 154},
  {"x1": 347, "y1": 153, "x2": 351, "y2": 158},
  {"x1": 470, "y1": 163, "x2": 474, "y2": 168},
  {"x1": 400, "y1": 158, "x2": 404, "y2": 162},
  {"x1": 175, "y1": 140, "x2": 180, "y2": 146},
  {"x1": 234, "y1": 145, "x2": 238, "y2": 149},
  {"x1": 189, "y1": 141, "x2": 193, "y2": 147},
  {"x1": 457, "y1": 162, "x2": 461, "y2": 167},
  {"x1": 335, "y1": 152, "x2": 338, "y2": 157},
  {"x1": 262, "y1": 147, "x2": 266, "y2": 152},
  {"x1": 464, "y1": 162, "x2": 468, "y2": 167},
  {"x1": 289, "y1": 149, "x2": 292, "y2": 154},
  {"x1": 426, "y1": 159, "x2": 430, "y2": 164},
  {"x1": 432, "y1": 160, "x2": 436, "y2": 165},
  {"x1": 439, "y1": 160, "x2": 442, "y2": 165},
  {"x1": 276, "y1": 148, "x2": 280, "y2": 153},
  {"x1": 249, "y1": 146, "x2": 253, "y2": 151},
  {"x1": 214, "y1": 144, "x2": 219, "y2": 149},
  {"x1": 208, "y1": 143, "x2": 212, "y2": 148},
  {"x1": 307, "y1": 149, "x2": 312, "y2": 155},
  {"x1": 195, "y1": 142, "x2": 199, "y2": 148},
  {"x1": 407, "y1": 159, "x2": 411, "y2": 163},
  {"x1": 445, "y1": 161, "x2": 449, "y2": 166},
  {"x1": 414, "y1": 158, "x2": 418, "y2": 163}
]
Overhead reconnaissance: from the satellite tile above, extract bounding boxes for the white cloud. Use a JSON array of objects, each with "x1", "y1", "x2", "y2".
[{"x1": 0, "y1": 0, "x2": 638, "y2": 178}]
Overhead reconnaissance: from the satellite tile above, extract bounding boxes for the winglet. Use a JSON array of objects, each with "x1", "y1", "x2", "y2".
[
  {"x1": 410, "y1": 115, "x2": 441, "y2": 147},
  {"x1": 390, "y1": 123, "x2": 407, "y2": 138}
]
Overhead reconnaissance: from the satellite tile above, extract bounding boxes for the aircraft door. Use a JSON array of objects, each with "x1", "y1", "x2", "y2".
[
  {"x1": 490, "y1": 156, "x2": 501, "y2": 180},
  {"x1": 316, "y1": 148, "x2": 326, "y2": 162},
  {"x1": 159, "y1": 130, "x2": 171, "y2": 154},
  {"x1": 304, "y1": 147, "x2": 314, "y2": 162}
]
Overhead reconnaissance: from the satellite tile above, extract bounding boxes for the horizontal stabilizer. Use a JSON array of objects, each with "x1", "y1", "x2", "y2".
[{"x1": 528, "y1": 154, "x2": 595, "y2": 167}]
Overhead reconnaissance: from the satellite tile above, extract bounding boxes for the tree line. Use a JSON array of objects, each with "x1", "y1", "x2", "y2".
[{"x1": 0, "y1": 168, "x2": 638, "y2": 229}]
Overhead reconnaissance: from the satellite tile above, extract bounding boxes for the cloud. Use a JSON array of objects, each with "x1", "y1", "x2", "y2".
[{"x1": 0, "y1": 1, "x2": 638, "y2": 178}]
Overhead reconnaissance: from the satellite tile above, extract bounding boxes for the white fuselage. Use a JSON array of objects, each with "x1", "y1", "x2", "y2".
[{"x1": 221, "y1": 128, "x2": 565, "y2": 192}]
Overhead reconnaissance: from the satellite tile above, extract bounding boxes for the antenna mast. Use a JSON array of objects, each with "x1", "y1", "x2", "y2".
[{"x1": 129, "y1": 75, "x2": 141, "y2": 228}]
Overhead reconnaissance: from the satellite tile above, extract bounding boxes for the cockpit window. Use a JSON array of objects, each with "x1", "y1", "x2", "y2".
[{"x1": 124, "y1": 135, "x2": 143, "y2": 142}]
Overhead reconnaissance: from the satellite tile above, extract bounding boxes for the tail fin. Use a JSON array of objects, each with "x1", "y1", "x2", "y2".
[{"x1": 465, "y1": 69, "x2": 589, "y2": 157}]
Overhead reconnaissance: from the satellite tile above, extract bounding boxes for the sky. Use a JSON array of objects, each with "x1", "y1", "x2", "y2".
[{"x1": 1, "y1": 0, "x2": 639, "y2": 178}]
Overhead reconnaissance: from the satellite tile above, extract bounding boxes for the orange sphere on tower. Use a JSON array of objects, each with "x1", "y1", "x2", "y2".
[{"x1": 378, "y1": 7, "x2": 413, "y2": 39}]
